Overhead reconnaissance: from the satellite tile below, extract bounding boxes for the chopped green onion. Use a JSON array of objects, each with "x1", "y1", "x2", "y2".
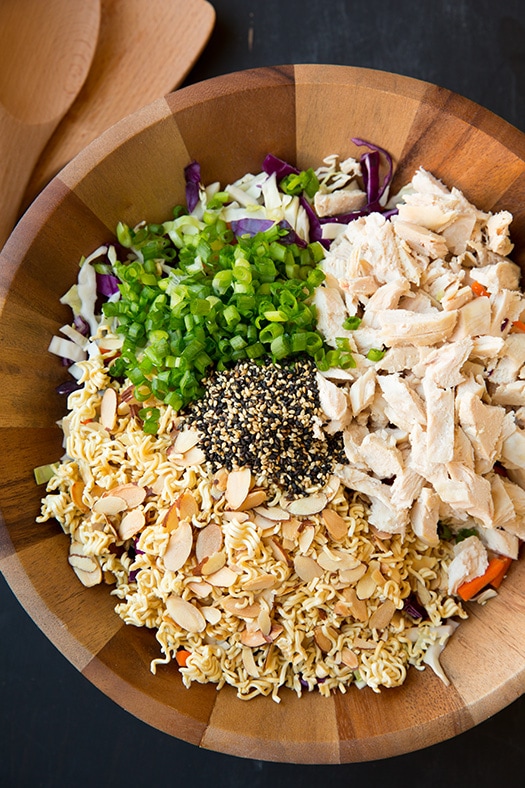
[
  {"x1": 366, "y1": 347, "x2": 386, "y2": 362},
  {"x1": 343, "y1": 316, "x2": 362, "y2": 330}
]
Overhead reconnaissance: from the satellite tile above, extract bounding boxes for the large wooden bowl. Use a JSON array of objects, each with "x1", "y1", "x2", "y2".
[{"x1": 1, "y1": 65, "x2": 525, "y2": 764}]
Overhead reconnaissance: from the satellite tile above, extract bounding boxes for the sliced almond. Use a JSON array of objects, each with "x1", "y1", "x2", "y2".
[
  {"x1": 118, "y1": 508, "x2": 145, "y2": 540},
  {"x1": 212, "y1": 467, "x2": 229, "y2": 492},
  {"x1": 222, "y1": 597, "x2": 261, "y2": 618},
  {"x1": 242, "y1": 573, "x2": 276, "y2": 592},
  {"x1": 171, "y1": 446, "x2": 206, "y2": 467},
  {"x1": 252, "y1": 512, "x2": 276, "y2": 530},
  {"x1": 341, "y1": 588, "x2": 369, "y2": 621},
  {"x1": 322, "y1": 508, "x2": 348, "y2": 541},
  {"x1": 201, "y1": 606, "x2": 222, "y2": 625},
  {"x1": 353, "y1": 637, "x2": 376, "y2": 650},
  {"x1": 257, "y1": 607, "x2": 272, "y2": 636},
  {"x1": 241, "y1": 645, "x2": 260, "y2": 677},
  {"x1": 163, "y1": 521, "x2": 193, "y2": 572},
  {"x1": 314, "y1": 627, "x2": 332, "y2": 653},
  {"x1": 187, "y1": 580, "x2": 213, "y2": 598},
  {"x1": 177, "y1": 490, "x2": 199, "y2": 521},
  {"x1": 369, "y1": 599, "x2": 396, "y2": 630},
  {"x1": 294, "y1": 554, "x2": 324, "y2": 582},
  {"x1": 100, "y1": 387, "x2": 118, "y2": 431},
  {"x1": 225, "y1": 467, "x2": 252, "y2": 510},
  {"x1": 324, "y1": 475, "x2": 341, "y2": 502},
  {"x1": 172, "y1": 428, "x2": 201, "y2": 454},
  {"x1": 240, "y1": 623, "x2": 283, "y2": 647},
  {"x1": 298, "y1": 524, "x2": 315, "y2": 554},
  {"x1": 356, "y1": 570, "x2": 377, "y2": 600},
  {"x1": 165, "y1": 596, "x2": 206, "y2": 633},
  {"x1": 163, "y1": 501, "x2": 180, "y2": 532},
  {"x1": 318, "y1": 548, "x2": 361, "y2": 573},
  {"x1": 105, "y1": 483, "x2": 146, "y2": 509},
  {"x1": 93, "y1": 495, "x2": 127, "y2": 516},
  {"x1": 195, "y1": 523, "x2": 223, "y2": 562},
  {"x1": 222, "y1": 510, "x2": 250, "y2": 523},
  {"x1": 254, "y1": 505, "x2": 290, "y2": 522},
  {"x1": 237, "y1": 489, "x2": 268, "y2": 511},
  {"x1": 206, "y1": 565, "x2": 238, "y2": 588},
  {"x1": 70, "y1": 480, "x2": 88, "y2": 512},
  {"x1": 201, "y1": 551, "x2": 226, "y2": 576},
  {"x1": 338, "y1": 564, "x2": 367, "y2": 585},
  {"x1": 286, "y1": 493, "x2": 328, "y2": 516},
  {"x1": 68, "y1": 540, "x2": 102, "y2": 587},
  {"x1": 341, "y1": 648, "x2": 359, "y2": 669},
  {"x1": 282, "y1": 517, "x2": 301, "y2": 542},
  {"x1": 264, "y1": 537, "x2": 290, "y2": 565},
  {"x1": 333, "y1": 601, "x2": 355, "y2": 617}
]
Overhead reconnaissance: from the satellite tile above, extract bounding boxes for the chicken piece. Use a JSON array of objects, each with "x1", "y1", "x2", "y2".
[
  {"x1": 365, "y1": 278, "x2": 411, "y2": 312},
  {"x1": 498, "y1": 477, "x2": 525, "y2": 539},
  {"x1": 397, "y1": 291, "x2": 435, "y2": 313},
  {"x1": 490, "y1": 380, "x2": 525, "y2": 407},
  {"x1": 490, "y1": 333, "x2": 525, "y2": 384},
  {"x1": 452, "y1": 426, "x2": 475, "y2": 469},
  {"x1": 500, "y1": 423, "x2": 525, "y2": 470},
  {"x1": 375, "y1": 308, "x2": 457, "y2": 347},
  {"x1": 485, "y1": 211, "x2": 514, "y2": 256},
  {"x1": 414, "y1": 337, "x2": 472, "y2": 388},
  {"x1": 410, "y1": 487, "x2": 440, "y2": 546},
  {"x1": 342, "y1": 423, "x2": 369, "y2": 465},
  {"x1": 348, "y1": 367, "x2": 376, "y2": 417},
  {"x1": 334, "y1": 464, "x2": 393, "y2": 508},
  {"x1": 456, "y1": 388, "x2": 505, "y2": 464},
  {"x1": 316, "y1": 372, "x2": 350, "y2": 423},
  {"x1": 314, "y1": 187, "x2": 367, "y2": 217},
  {"x1": 351, "y1": 325, "x2": 385, "y2": 355},
  {"x1": 470, "y1": 335, "x2": 505, "y2": 360},
  {"x1": 377, "y1": 373, "x2": 427, "y2": 432},
  {"x1": 441, "y1": 284, "x2": 474, "y2": 312},
  {"x1": 452, "y1": 296, "x2": 492, "y2": 340},
  {"x1": 447, "y1": 535, "x2": 489, "y2": 595},
  {"x1": 396, "y1": 202, "x2": 456, "y2": 232},
  {"x1": 489, "y1": 289, "x2": 524, "y2": 337},
  {"x1": 488, "y1": 471, "x2": 516, "y2": 528},
  {"x1": 442, "y1": 213, "x2": 478, "y2": 255},
  {"x1": 358, "y1": 431, "x2": 404, "y2": 479},
  {"x1": 375, "y1": 346, "x2": 425, "y2": 374},
  {"x1": 391, "y1": 467, "x2": 425, "y2": 509},
  {"x1": 443, "y1": 464, "x2": 494, "y2": 528},
  {"x1": 423, "y1": 376, "x2": 455, "y2": 464},
  {"x1": 508, "y1": 466, "x2": 525, "y2": 490},
  {"x1": 469, "y1": 261, "x2": 521, "y2": 293},
  {"x1": 344, "y1": 275, "x2": 380, "y2": 297},
  {"x1": 368, "y1": 497, "x2": 408, "y2": 535},
  {"x1": 313, "y1": 286, "x2": 356, "y2": 349},
  {"x1": 476, "y1": 525, "x2": 519, "y2": 560},
  {"x1": 410, "y1": 167, "x2": 451, "y2": 197},
  {"x1": 392, "y1": 219, "x2": 449, "y2": 259}
]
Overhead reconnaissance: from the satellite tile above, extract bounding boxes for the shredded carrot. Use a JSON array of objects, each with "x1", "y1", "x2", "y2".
[
  {"x1": 457, "y1": 556, "x2": 513, "y2": 601},
  {"x1": 511, "y1": 320, "x2": 525, "y2": 333},
  {"x1": 488, "y1": 556, "x2": 513, "y2": 589},
  {"x1": 471, "y1": 280, "x2": 491, "y2": 298},
  {"x1": 175, "y1": 649, "x2": 191, "y2": 667}
]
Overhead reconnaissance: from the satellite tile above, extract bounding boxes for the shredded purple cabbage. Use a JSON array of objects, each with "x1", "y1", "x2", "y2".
[
  {"x1": 184, "y1": 160, "x2": 202, "y2": 213},
  {"x1": 96, "y1": 272, "x2": 120, "y2": 297},
  {"x1": 351, "y1": 137, "x2": 394, "y2": 204},
  {"x1": 299, "y1": 196, "x2": 329, "y2": 248},
  {"x1": 262, "y1": 153, "x2": 299, "y2": 180},
  {"x1": 55, "y1": 379, "x2": 82, "y2": 395},
  {"x1": 73, "y1": 314, "x2": 90, "y2": 336},
  {"x1": 402, "y1": 593, "x2": 426, "y2": 620},
  {"x1": 230, "y1": 218, "x2": 274, "y2": 237}
]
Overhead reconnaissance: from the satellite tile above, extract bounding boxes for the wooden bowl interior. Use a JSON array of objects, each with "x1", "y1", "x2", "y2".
[{"x1": 1, "y1": 65, "x2": 525, "y2": 763}]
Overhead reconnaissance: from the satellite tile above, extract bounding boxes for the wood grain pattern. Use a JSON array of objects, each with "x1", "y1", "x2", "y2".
[
  {"x1": 1, "y1": 65, "x2": 525, "y2": 763},
  {"x1": 22, "y1": 0, "x2": 215, "y2": 208}
]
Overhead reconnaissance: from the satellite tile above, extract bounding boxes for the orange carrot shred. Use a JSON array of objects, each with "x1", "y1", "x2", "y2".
[
  {"x1": 457, "y1": 556, "x2": 513, "y2": 601},
  {"x1": 511, "y1": 320, "x2": 525, "y2": 333},
  {"x1": 489, "y1": 556, "x2": 513, "y2": 589},
  {"x1": 175, "y1": 649, "x2": 191, "y2": 667},
  {"x1": 471, "y1": 280, "x2": 491, "y2": 298}
]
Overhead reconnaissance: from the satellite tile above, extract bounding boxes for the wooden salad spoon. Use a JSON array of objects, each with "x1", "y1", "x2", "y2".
[
  {"x1": 21, "y1": 0, "x2": 216, "y2": 209},
  {"x1": 0, "y1": 0, "x2": 101, "y2": 248}
]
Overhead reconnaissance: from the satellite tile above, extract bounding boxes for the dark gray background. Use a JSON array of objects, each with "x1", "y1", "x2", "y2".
[{"x1": 2, "y1": 1, "x2": 525, "y2": 785}]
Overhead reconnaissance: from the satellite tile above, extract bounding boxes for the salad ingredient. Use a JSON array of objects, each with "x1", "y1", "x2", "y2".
[{"x1": 457, "y1": 555, "x2": 513, "y2": 600}]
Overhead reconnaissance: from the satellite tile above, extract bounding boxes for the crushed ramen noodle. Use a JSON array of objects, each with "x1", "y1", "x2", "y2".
[{"x1": 38, "y1": 349, "x2": 467, "y2": 702}]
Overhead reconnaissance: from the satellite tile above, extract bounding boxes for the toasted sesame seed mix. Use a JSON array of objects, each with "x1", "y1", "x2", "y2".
[{"x1": 181, "y1": 357, "x2": 344, "y2": 497}]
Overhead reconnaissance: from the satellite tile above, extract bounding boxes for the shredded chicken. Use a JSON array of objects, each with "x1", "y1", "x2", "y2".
[{"x1": 314, "y1": 167, "x2": 525, "y2": 579}]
